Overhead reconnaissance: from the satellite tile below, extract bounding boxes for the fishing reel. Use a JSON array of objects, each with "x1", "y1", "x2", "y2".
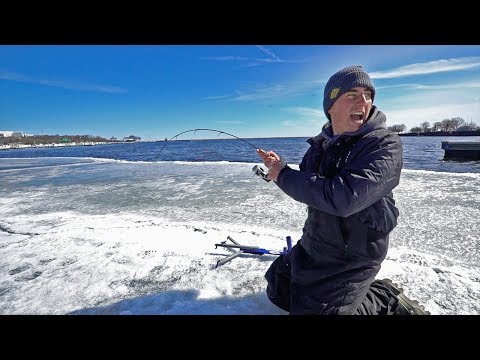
[{"x1": 252, "y1": 165, "x2": 271, "y2": 182}]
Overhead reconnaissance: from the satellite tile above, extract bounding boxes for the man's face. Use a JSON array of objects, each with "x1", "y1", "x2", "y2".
[{"x1": 328, "y1": 87, "x2": 373, "y2": 135}]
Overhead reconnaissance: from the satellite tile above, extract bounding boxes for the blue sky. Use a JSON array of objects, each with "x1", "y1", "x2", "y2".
[{"x1": 1, "y1": 45, "x2": 479, "y2": 140}]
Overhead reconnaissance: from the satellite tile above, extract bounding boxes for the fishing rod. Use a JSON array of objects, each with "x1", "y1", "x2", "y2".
[
  {"x1": 158, "y1": 128, "x2": 270, "y2": 181},
  {"x1": 160, "y1": 128, "x2": 260, "y2": 151}
]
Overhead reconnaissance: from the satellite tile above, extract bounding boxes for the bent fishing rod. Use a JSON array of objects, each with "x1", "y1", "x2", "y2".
[
  {"x1": 160, "y1": 128, "x2": 260, "y2": 150},
  {"x1": 157, "y1": 128, "x2": 271, "y2": 181},
  {"x1": 157, "y1": 128, "x2": 258, "y2": 159}
]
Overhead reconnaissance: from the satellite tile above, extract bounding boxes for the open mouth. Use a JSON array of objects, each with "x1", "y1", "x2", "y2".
[{"x1": 350, "y1": 111, "x2": 364, "y2": 122}]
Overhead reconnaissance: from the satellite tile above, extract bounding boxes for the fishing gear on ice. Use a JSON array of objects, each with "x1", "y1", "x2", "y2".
[{"x1": 214, "y1": 235, "x2": 292, "y2": 268}]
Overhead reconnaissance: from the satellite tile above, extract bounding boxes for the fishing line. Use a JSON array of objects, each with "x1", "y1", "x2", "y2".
[
  {"x1": 157, "y1": 128, "x2": 269, "y2": 181},
  {"x1": 158, "y1": 128, "x2": 260, "y2": 155},
  {"x1": 170, "y1": 128, "x2": 258, "y2": 149}
]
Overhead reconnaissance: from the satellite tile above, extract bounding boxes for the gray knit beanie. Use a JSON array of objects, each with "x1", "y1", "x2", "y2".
[{"x1": 323, "y1": 65, "x2": 375, "y2": 121}]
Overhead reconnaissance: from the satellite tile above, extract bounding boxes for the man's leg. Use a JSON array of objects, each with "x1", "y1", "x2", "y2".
[
  {"x1": 265, "y1": 252, "x2": 292, "y2": 312},
  {"x1": 354, "y1": 279, "x2": 399, "y2": 315}
]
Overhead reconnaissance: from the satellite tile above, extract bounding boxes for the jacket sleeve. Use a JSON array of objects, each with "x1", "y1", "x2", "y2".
[{"x1": 275, "y1": 131, "x2": 403, "y2": 217}]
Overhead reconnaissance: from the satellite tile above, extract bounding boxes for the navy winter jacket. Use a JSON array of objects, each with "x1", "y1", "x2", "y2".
[{"x1": 274, "y1": 106, "x2": 403, "y2": 314}]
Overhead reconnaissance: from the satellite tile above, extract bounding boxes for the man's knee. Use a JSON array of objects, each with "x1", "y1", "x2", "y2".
[{"x1": 265, "y1": 253, "x2": 291, "y2": 312}]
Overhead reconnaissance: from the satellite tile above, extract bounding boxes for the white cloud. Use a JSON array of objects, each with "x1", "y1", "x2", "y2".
[
  {"x1": 202, "y1": 46, "x2": 305, "y2": 69},
  {"x1": 370, "y1": 57, "x2": 480, "y2": 79},
  {"x1": 211, "y1": 80, "x2": 323, "y2": 102},
  {"x1": 284, "y1": 106, "x2": 325, "y2": 119},
  {"x1": 232, "y1": 84, "x2": 292, "y2": 101},
  {"x1": 256, "y1": 45, "x2": 281, "y2": 62},
  {"x1": 415, "y1": 82, "x2": 480, "y2": 90},
  {"x1": 377, "y1": 82, "x2": 480, "y2": 90},
  {"x1": 0, "y1": 70, "x2": 127, "y2": 93},
  {"x1": 203, "y1": 95, "x2": 231, "y2": 100},
  {"x1": 200, "y1": 56, "x2": 248, "y2": 61},
  {"x1": 215, "y1": 120, "x2": 245, "y2": 125}
]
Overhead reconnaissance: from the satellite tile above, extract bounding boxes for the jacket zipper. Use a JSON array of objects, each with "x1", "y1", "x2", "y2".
[{"x1": 339, "y1": 218, "x2": 349, "y2": 257}]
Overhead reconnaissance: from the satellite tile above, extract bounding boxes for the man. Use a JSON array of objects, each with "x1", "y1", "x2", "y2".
[{"x1": 257, "y1": 65, "x2": 408, "y2": 315}]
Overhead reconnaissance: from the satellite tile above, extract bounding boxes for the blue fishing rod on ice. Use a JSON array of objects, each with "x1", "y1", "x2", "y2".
[{"x1": 215, "y1": 236, "x2": 293, "y2": 268}]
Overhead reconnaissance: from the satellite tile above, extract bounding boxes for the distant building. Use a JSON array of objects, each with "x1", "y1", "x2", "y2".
[
  {"x1": 0, "y1": 131, "x2": 14, "y2": 137},
  {"x1": 123, "y1": 135, "x2": 141, "y2": 142},
  {"x1": 0, "y1": 130, "x2": 29, "y2": 138}
]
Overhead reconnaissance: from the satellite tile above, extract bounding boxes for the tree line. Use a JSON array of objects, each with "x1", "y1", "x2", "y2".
[
  {"x1": 0, "y1": 134, "x2": 142, "y2": 145},
  {"x1": 387, "y1": 117, "x2": 480, "y2": 134}
]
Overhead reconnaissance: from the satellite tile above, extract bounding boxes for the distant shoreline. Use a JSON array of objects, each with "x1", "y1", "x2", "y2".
[
  {"x1": 399, "y1": 130, "x2": 480, "y2": 137},
  {"x1": 2, "y1": 132, "x2": 479, "y2": 151},
  {"x1": 0, "y1": 141, "x2": 114, "y2": 151}
]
